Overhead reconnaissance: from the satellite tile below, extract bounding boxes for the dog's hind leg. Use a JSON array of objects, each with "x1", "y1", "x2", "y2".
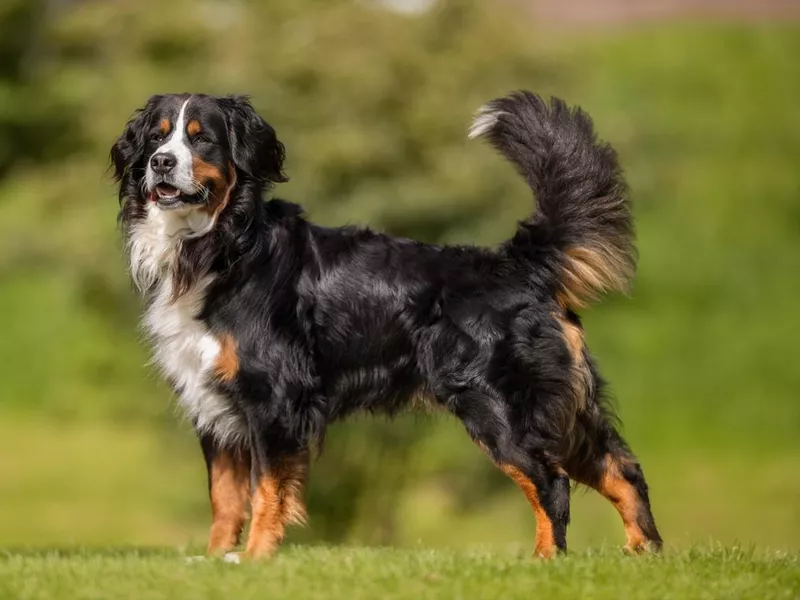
[
  {"x1": 553, "y1": 314, "x2": 662, "y2": 554},
  {"x1": 424, "y1": 313, "x2": 573, "y2": 557},
  {"x1": 568, "y1": 420, "x2": 663, "y2": 553},
  {"x1": 496, "y1": 457, "x2": 571, "y2": 558},
  {"x1": 454, "y1": 396, "x2": 570, "y2": 558}
]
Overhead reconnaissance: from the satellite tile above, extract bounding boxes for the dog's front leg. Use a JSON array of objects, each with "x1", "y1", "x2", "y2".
[
  {"x1": 235, "y1": 427, "x2": 309, "y2": 560},
  {"x1": 199, "y1": 434, "x2": 252, "y2": 556}
]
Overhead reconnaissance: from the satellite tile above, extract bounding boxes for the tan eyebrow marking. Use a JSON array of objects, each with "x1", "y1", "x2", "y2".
[
  {"x1": 187, "y1": 119, "x2": 202, "y2": 136},
  {"x1": 159, "y1": 119, "x2": 171, "y2": 135}
]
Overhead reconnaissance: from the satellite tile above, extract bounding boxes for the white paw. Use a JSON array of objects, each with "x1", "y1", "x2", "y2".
[{"x1": 223, "y1": 552, "x2": 241, "y2": 564}]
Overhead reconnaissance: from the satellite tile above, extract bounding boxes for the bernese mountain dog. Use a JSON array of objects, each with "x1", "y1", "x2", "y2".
[{"x1": 110, "y1": 91, "x2": 662, "y2": 560}]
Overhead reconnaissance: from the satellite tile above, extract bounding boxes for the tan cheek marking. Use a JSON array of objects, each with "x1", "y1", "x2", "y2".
[
  {"x1": 193, "y1": 157, "x2": 224, "y2": 184},
  {"x1": 159, "y1": 119, "x2": 171, "y2": 135},
  {"x1": 203, "y1": 161, "x2": 237, "y2": 218},
  {"x1": 214, "y1": 334, "x2": 239, "y2": 382},
  {"x1": 193, "y1": 158, "x2": 236, "y2": 212},
  {"x1": 187, "y1": 119, "x2": 202, "y2": 136}
]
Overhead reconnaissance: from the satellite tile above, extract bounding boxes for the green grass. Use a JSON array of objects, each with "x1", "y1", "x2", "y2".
[{"x1": 0, "y1": 546, "x2": 796, "y2": 600}]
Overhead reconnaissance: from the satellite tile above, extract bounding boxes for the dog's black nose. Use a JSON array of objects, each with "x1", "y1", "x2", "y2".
[{"x1": 150, "y1": 152, "x2": 176, "y2": 175}]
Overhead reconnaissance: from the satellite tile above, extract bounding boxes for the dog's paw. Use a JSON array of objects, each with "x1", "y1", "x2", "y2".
[
  {"x1": 222, "y1": 552, "x2": 242, "y2": 564},
  {"x1": 624, "y1": 539, "x2": 662, "y2": 555}
]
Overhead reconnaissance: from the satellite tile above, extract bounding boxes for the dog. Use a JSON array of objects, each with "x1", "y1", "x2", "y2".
[{"x1": 111, "y1": 91, "x2": 662, "y2": 560}]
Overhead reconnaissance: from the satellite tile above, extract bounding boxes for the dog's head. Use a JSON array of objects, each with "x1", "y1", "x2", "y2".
[{"x1": 111, "y1": 94, "x2": 286, "y2": 232}]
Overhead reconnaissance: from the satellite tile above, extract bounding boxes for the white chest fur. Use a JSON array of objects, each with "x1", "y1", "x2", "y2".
[{"x1": 128, "y1": 204, "x2": 247, "y2": 447}]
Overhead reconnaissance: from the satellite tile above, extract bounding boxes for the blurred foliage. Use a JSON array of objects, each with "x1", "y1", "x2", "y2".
[
  {"x1": 0, "y1": 0, "x2": 798, "y2": 550},
  {"x1": 0, "y1": 0, "x2": 78, "y2": 177}
]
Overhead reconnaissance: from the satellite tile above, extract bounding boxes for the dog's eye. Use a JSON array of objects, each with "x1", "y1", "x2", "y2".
[
  {"x1": 150, "y1": 133, "x2": 165, "y2": 143},
  {"x1": 191, "y1": 135, "x2": 211, "y2": 146}
]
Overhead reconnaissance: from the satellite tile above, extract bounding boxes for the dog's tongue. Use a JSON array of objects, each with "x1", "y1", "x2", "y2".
[{"x1": 156, "y1": 184, "x2": 180, "y2": 199}]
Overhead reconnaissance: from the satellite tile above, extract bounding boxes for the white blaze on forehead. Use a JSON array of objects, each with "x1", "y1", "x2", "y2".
[
  {"x1": 159, "y1": 97, "x2": 190, "y2": 153},
  {"x1": 146, "y1": 97, "x2": 197, "y2": 194}
]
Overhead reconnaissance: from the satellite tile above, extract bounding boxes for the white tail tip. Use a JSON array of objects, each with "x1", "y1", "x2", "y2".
[{"x1": 468, "y1": 105, "x2": 504, "y2": 139}]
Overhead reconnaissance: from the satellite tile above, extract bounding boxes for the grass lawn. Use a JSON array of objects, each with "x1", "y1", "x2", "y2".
[{"x1": 0, "y1": 545, "x2": 797, "y2": 600}]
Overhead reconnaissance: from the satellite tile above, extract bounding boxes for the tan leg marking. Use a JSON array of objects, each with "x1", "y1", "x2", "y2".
[
  {"x1": 500, "y1": 463, "x2": 558, "y2": 558},
  {"x1": 473, "y1": 440, "x2": 557, "y2": 558},
  {"x1": 596, "y1": 454, "x2": 649, "y2": 553},
  {"x1": 244, "y1": 451, "x2": 309, "y2": 559},
  {"x1": 206, "y1": 448, "x2": 251, "y2": 555}
]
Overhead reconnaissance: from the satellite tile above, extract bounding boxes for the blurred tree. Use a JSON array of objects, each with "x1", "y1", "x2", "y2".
[{"x1": 0, "y1": 0, "x2": 77, "y2": 179}]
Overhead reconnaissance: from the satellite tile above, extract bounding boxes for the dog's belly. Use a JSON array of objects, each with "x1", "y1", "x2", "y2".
[{"x1": 144, "y1": 277, "x2": 248, "y2": 447}]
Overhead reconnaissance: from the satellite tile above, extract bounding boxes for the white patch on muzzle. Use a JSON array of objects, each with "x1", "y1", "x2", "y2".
[{"x1": 145, "y1": 97, "x2": 197, "y2": 194}]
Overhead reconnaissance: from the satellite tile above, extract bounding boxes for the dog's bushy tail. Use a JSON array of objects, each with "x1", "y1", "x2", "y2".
[{"x1": 469, "y1": 91, "x2": 636, "y2": 310}]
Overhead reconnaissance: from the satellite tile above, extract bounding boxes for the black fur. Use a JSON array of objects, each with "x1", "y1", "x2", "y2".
[
  {"x1": 216, "y1": 95, "x2": 288, "y2": 184},
  {"x1": 112, "y1": 91, "x2": 662, "y2": 555}
]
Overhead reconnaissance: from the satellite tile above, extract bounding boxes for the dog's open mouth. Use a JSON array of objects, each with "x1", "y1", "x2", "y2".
[{"x1": 150, "y1": 183, "x2": 207, "y2": 208}]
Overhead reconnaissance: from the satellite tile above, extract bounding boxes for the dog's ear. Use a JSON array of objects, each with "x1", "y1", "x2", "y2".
[
  {"x1": 110, "y1": 95, "x2": 162, "y2": 183},
  {"x1": 218, "y1": 95, "x2": 287, "y2": 185}
]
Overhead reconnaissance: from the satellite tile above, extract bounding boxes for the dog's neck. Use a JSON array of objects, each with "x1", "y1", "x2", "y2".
[
  {"x1": 125, "y1": 184, "x2": 272, "y2": 299},
  {"x1": 126, "y1": 203, "x2": 217, "y2": 296}
]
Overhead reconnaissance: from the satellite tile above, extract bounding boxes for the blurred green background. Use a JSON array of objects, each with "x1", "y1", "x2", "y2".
[{"x1": 0, "y1": 0, "x2": 797, "y2": 552}]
